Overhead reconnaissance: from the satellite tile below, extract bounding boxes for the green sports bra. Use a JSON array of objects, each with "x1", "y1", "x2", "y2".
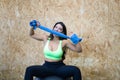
[{"x1": 43, "y1": 39, "x2": 63, "y2": 60}]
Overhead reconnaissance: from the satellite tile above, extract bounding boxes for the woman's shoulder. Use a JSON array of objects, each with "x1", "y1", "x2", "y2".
[
  {"x1": 62, "y1": 39, "x2": 70, "y2": 43},
  {"x1": 43, "y1": 35, "x2": 49, "y2": 41},
  {"x1": 62, "y1": 39, "x2": 70, "y2": 46},
  {"x1": 42, "y1": 35, "x2": 50, "y2": 44}
]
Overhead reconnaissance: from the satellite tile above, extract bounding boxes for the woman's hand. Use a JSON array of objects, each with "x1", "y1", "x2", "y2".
[
  {"x1": 36, "y1": 21, "x2": 40, "y2": 27},
  {"x1": 68, "y1": 31, "x2": 74, "y2": 37}
]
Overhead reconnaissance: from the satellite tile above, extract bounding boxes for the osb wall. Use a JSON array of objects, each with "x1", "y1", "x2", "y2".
[{"x1": 0, "y1": 0, "x2": 120, "y2": 80}]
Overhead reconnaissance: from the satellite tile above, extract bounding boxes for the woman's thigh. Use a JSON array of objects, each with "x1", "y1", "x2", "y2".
[
  {"x1": 55, "y1": 65, "x2": 80, "y2": 78},
  {"x1": 26, "y1": 65, "x2": 54, "y2": 77}
]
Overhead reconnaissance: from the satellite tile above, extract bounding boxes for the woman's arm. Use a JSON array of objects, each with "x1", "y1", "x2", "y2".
[
  {"x1": 63, "y1": 40, "x2": 82, "y2": 53},
  {"x1": 29, "y1": 27, "x2": 47, "y2": 41}
]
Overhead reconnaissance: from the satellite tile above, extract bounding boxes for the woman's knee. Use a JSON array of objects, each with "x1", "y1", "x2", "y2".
[
  {"x1": 71, "y1": 66, "x2": 81, "y2": 74},
  {"x1": 25, "y1": 66, "x2": 35, "y2": 73}
]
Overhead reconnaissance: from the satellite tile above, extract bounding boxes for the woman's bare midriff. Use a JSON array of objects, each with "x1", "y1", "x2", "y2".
[{"x1": 45, "y1": 58, "x2": 62, "y2": 62}]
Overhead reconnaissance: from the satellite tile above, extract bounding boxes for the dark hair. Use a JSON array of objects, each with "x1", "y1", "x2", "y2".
[
  {"x1": 48, "y1": 22, "x2": 67, "y2": 40},
  {"x1": 48, "y1": 22, "x2": 67, "y2": 60}
]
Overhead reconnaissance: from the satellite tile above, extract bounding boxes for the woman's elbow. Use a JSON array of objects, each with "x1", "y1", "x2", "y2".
[{"x1": 77, "y1": 48, "x2": 82, "y2": 53}]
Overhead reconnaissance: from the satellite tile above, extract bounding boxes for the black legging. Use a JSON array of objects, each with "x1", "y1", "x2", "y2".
[{"x1": 24, "y1": 61, "x2": 82, "y2": 80}]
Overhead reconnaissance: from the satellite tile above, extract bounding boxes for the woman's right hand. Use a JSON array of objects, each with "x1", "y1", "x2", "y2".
[{"x1": 36, "y1": 21, "x2": 40, "y2": 27}]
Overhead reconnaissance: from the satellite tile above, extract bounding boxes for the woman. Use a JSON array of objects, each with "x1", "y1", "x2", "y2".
[{"x1": 24, "y1": 21, "x2": 82, "y2": 80}]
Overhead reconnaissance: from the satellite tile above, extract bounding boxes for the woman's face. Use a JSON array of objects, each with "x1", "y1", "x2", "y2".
[{"x1": 53, "y1": 24, "x2": 63, "y2": 33}]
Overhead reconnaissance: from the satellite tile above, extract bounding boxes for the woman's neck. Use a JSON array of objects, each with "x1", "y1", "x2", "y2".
[{"x1": 53, "y1": 36, "x2": 59, "y2": 41}]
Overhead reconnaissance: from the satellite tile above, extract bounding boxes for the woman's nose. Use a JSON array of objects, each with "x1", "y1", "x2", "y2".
[{"x1": 54, "y1": 28, "x2": 59, "y2": 31}]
